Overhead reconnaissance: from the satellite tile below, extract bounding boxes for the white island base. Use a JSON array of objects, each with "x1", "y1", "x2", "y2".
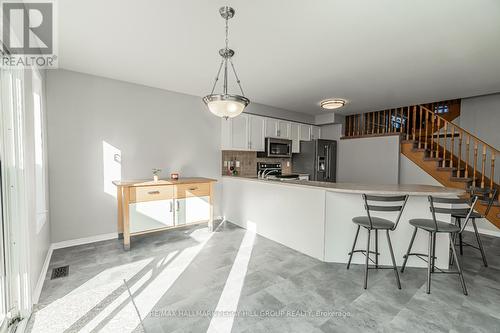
[{"x1": 222, "y1": 176, "x2": 464, "y2": 269}]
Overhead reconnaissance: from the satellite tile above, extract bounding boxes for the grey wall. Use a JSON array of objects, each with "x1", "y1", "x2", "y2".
[
  {"x1": 337, "y1": 135, "x2": 400, "y2": 184},
  {"x1": 24, "y1": 69, "x2": 51, "y2": 297}
]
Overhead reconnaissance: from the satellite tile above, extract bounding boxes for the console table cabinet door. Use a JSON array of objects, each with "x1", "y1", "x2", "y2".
[
  {"x1": 130, "y1": 199, "x2": 175, "y2": 233},
  {"x1": 175, "y1": 196, "x2": 210, "y2": 226}
]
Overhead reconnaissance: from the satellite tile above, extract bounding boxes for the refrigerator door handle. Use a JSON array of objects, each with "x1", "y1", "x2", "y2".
[{"x1": 326, "y1": 146, "x2": 330, "y2": 180}]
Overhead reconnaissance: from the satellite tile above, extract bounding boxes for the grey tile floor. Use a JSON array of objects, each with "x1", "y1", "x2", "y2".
[{"x1": 27, "y1": 221, "x2": 500, "y2": 333}]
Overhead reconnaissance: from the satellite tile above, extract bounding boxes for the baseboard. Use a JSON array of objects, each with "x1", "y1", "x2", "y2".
[
  {"x1": 32, "y1": 244, "x2": 53, "y2": 305},
  {"x1": 464, "y1": 226, "x2": 500, "y2": 238},
  {"x1": 51, "y1": 232, "x2": 118, "y2": 250}
]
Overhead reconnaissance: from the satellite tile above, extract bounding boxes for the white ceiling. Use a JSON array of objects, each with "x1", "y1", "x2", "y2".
[{"x1": 58, "y1": 0, "x2": 500, "y2": 115}]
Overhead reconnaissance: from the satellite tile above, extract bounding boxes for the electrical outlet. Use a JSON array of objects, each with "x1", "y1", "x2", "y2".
[
  {"x1": 224, "y1": 160, "x2": 228, "y2": 167},
  {"x1": 235, "y1": 161, "x2": 240, "y2": 168},
  {"x1": 286, "y1": 161, "x2": 290, "y2": 167}
]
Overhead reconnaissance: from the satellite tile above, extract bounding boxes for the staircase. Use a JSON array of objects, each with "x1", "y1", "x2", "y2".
[{"x1": 344, "y1": 101, "x2": 500, "y2": 228}]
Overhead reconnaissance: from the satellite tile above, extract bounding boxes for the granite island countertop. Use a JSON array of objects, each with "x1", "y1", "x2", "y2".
[{"x1": 222, "y1": 176, "x2": 464, "y2": 196}]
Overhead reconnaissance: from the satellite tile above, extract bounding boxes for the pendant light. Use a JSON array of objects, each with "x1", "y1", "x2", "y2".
[{"x1": 203, "y1": 6, "x2": 250, "y2": 119}]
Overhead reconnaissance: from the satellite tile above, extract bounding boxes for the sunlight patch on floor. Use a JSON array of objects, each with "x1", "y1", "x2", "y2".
[
  {"x1": 30, "y1": 258, "x2": 154, "y2": 333},
  {"x1": 206, "y1": 222, "x2": 256, "y2": 333}
]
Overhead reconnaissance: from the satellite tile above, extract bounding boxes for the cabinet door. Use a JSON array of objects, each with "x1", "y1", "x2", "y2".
[
  {"x1": 231, "y1": 114, "x2": 249, "y2": 150},
  {"x1": 249, "y1": 115, "x2": 265, "y2": 151},
  {"x1": 290, "y1": 123, "x2": 300, "y2": 153},
  {"x1": 278, "y1": 121, "x2": 290, "y2": 139},
  {"x1": 265, "y1": 118, "x2": 279, "y2": 138},
  {"x1": 299, "y1": 124, "x2": 311, "y2": 141},
  {"x1": 130, "y1": 199, "x2": 174, "y2": 233},
  {"x1": 175, "y1": 196, "x2": 210, "y2": 225},
  {"x1": 311, "y1": 126, "x2": 321, "y2": 140}
]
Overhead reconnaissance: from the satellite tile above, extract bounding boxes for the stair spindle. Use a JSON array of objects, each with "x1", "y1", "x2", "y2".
[
  {"x1": 481, "y1": 145, "x2": 486, "y2": 189},
  {"x1": 457, "y1": 131, "x2": 462, "y2": 177},
  {"x1": 418, "y1": 107, "x2": 422, "y2": 148},
  {"x1": 450, "y1": 125, "x2": 454, "y2": 168},
  {"x1": 424, "y1": 109, "x2": 429, "y2": 150},
  {"x1": 465, "y1": 136, "x2": 470, "y2": 178},
  {"x1": 435, "y1": 117, "x2": 440, "y2": 159},
  {"x1": 377, "y1": 111, "x2": 380, "y2": 133},
  {"x1": 473, "y1": 141, "x2": 478, "y2": 188},
  {"x1": 490, "y1": 153, "x2": 495, "y2": 198},
  {"x1": 406, "y1": 107, "x2": 410, "y2": 139},
  {"x1": 442, "y1": 122, "x2": 447, "y2": 167},
  {"x1": 371, "y1": 112, "x2": 375, "y2": 134},
  {"x1": 430, "y1": 113, "x2": 435, "y2": 157}
]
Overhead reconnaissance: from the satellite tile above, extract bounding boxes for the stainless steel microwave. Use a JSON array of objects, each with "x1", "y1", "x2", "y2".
[{"x1": 263, "y1": 137, "x2": 292, "y2": 158}]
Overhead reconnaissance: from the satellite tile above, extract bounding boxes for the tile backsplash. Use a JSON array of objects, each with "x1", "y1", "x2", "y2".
[{"x1": 221, "y1": 150, "x2": 292, "y2": 177}]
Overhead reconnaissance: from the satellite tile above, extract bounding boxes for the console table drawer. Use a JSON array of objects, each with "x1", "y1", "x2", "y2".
[
  {"x1": 129, "y1": 185, "x2": 174, "y2": 203},
  {"x1": 175, "y1": 183, "x2": 210, "y2": 198}
]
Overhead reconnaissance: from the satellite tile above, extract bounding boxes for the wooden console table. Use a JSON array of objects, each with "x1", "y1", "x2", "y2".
[{"x1": 113, "y1": 177, "x2": 216, "y2": 250}]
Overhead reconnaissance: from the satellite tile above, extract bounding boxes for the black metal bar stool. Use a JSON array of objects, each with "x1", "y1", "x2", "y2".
[
  {"x1": 401, "y1": 196, "x2": 478, "y2": 295},
  {"x1": 347, "y1": 194, "x2": 408, "y2": 289},
  {"x1": 452, "y1": 188, "x2": 497, "y2": 267}
]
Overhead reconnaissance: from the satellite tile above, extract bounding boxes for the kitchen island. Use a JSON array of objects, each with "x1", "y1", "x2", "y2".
[{"x1": 222, "y1": 176, "x2": 464, "y2": 269}]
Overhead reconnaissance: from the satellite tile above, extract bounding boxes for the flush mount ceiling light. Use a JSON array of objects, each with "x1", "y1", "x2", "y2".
[
  {"x1": 320, "y1": 99, "x2": 347, "y2": 110},
  {"x1": 203, "y1": 6, "x2": 250, "y2": 119}
]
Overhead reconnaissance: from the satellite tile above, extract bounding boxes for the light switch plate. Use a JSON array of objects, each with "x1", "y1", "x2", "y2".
[
  {"x1": 286, "y1": 161, "x2": 290, "y2": 167},
  {"x1": 235, "y1": 161, "x2": 240, "y2": 168},
  {"x1": 224, "y1": 161, "x2": 228, "y2": 167}
]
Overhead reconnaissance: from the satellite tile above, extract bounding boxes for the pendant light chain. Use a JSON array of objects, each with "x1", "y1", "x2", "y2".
[{"x1": 202, "y1": 7, "x2": 250, "y2": 119}]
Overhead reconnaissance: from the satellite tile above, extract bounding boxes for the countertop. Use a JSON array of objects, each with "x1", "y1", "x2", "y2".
[
  {"x1": 112, "y1": 177, "x2": 217, "y2": 187},
  {"x1": 222, "y1": 176, "x2": 464, "y2": 196}
]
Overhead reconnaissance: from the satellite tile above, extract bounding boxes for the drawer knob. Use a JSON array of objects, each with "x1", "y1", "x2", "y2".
[{"x1": 148, "y1": 190, "x2": 160, "y2": 195}]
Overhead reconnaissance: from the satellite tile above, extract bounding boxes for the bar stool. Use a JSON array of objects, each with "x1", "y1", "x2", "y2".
[
  {"x1": 452, "y1": 188, "x2": 497, "y2": 267},
  {"x1": 401, "y1": 196, "x2": 478, "y2": 295},
  {"x1": 347, "y1": 194, "x2": 408, "y2": 289}
]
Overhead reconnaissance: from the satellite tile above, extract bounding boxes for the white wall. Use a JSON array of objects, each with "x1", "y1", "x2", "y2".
[
  {"x1": 46, "y1": 69, "x2": 312, "y2": 243},
  {"x1": 460, "y1": 93, "x2": 500, "y2": 149},
  {"x1": 337, "y1": 135, "x2": 400, "y2": 184},
  {"x1": 245, "y1": 103, "x2": 314, "y2": 124},
  {"x1": 46, "y1": 70, "x2": 223, "y2": 242}
]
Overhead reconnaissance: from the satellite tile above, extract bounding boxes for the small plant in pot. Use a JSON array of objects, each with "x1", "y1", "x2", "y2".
[{"x1": 152, "y1": 168, "x2": 162, "y2": 182}]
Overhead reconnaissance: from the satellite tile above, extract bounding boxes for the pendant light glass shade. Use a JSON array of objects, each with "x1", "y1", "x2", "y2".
[
  {"x1": 203, "y1": 7, "x2": 250, "y2": 119},
  {"x1": 203, "y1": 94, "x2": 250, "y2": 118}
]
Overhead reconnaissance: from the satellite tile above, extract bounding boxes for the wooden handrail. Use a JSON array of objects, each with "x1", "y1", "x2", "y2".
[{"x1": 420, "y1": 105, "x2": 499, "y2": 154}]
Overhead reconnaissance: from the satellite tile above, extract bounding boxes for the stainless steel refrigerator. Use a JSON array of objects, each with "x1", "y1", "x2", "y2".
[{"x1": 292, "y1": 139, "x2": 337, "y2": 182}]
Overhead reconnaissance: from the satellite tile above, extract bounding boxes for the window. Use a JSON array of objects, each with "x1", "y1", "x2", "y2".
[
  {"x1": 434, "y1": 105, "x2": 449, "y2": 114},
  {"x1": 33, "y1": 72, "x2": 47, "y2": 233}
]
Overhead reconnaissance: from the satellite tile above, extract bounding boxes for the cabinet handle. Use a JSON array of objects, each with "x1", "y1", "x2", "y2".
[
  {"x1": 148, "y1": 190, "x2": 160, "y2": 195},
  {"x1": 176, "y1": 201, "x2": 180, "y2": 211},
  {"x1": 188, "y1": 187, "x2": 198, "y2": 191},
  {"x1": 169, "y1": 201, "x2": 173, "y2": 212}
]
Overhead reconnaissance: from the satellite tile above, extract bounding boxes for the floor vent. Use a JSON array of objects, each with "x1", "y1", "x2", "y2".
[{"x1": 51, "y1": 265, "x2": 69, "y2": 279}]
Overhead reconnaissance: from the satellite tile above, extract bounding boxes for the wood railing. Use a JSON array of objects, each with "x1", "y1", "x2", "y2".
[
  {"x1": 414, "y1": 105, "x2": 499, "y2": 194},
  {"x1": 344, "y1": 101, "x2": 498, "y2": 197}
]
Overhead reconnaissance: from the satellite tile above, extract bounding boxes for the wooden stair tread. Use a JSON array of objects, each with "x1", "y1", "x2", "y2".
[{"x1": 449, "y1": 177, "x2": 472, "y2": 183}]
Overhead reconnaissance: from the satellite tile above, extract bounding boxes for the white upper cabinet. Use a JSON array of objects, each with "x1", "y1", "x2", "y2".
[
  {"x1": 231, "y1": 114, "x2": 249, "y2": 149},
  {"x1": 299, "y1": 124, "x2": 311, "y2": 141},
  {"x1": 249, "y1": 115, "x2": 265, "y2": 151},
  {"x1": 221, "y1": 114, "x2": 318, "y2": 152},
  {"x1": 311, "y1": 126, "x2": 321, "y2": 140},
  {"x1": 290, "y1": 123, "x2": 300, "y2": 153},
  {"x1": 277, "y1": 121, "x2": 290, "y2": 139},
  {"x1": 265, "y1": 118, "x2": 279, "y2": 138}
]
